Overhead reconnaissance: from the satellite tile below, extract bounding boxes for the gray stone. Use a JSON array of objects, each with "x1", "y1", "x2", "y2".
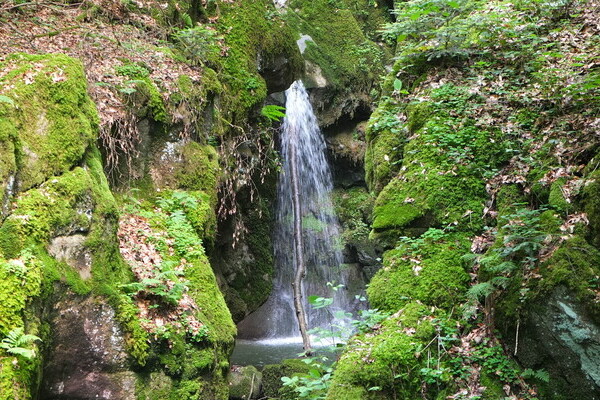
[
  {"x1": 47, "y1": 234, "x2": 92, "y2": 280},
  {"x1": 40, "y1": 295, "x2": 136, "y2": 400},
  {"x1": 506, "y1": 286, "x2": 600, "y2": 399}
]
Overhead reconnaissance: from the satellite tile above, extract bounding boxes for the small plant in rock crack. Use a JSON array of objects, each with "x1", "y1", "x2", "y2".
[
  {"x1": 0, "y1": 328, "x2": 41, "y2": 360},
  {"x1": 120, "y1": 261, "x2": 189, "y2": 306}
]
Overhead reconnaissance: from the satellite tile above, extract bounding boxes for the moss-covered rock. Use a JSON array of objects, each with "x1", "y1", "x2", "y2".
[
  {"x1": 228, "y1": 365, "x2": 262, "y2": 399},
  {"x1": 327, "y1": 303, "x2": 457, "y2": 399},
  {"x1": 261, "y1": 359, "x2": 312, "y2": 398},
  {"x1": 0, "y1": 53, "x2": 97, "y2": 196},
  {"x1": 368, "y1": 233, "x2": 471, "y2": 311},
  {"x1": 215, "y1": 0, "x2": 303, "y2": 119}
]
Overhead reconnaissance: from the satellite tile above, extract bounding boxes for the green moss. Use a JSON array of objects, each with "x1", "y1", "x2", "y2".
[
  {"x1": 583, "y1": 170, "x2": 600, "y2": 247},
  {"x1": 405, "y1": 101, "x2": 431, "y2": 133},
  {"x1": 174, "y1": 142, "x2": 219, "y2": 203},
  {"x1": 0, "y1": 253, "x2": 42, "y2": 336},
  {"x1": 368, "y1": 234, "x2": 470, "y2": 311},
  {"x1": 371, "y1": 86, "x2": 506, "y2": 237},
  {"x1": 332, "y1": 187, "x2": 374, "y2": 245},
  {"x1": 327, "y1": 302, "x2": 455, "y2": 399},
  {"x1": 228, "y1": 365, "x2": 261, "y2": 399},
  {"x1": 215, "y1": 0, "x2": 303, "y2": 119},
  {"x1": 0, "y1": 53, "x2": 97, "y2": 191},
  {"x1": 480, "y1": 371, "x2": 510, "y2": 399},
  {"x1": 364, "y1": 116, "x2": 405, "y2": 193},
  {"x1": 114, "y1": 295, "x2": 150, "y2": 366},
  {"x1": 537, "y1": 236, "x2": 600, "y2": 306},
  {"x1": 285, "y1": 0, "x2": 384, "y2": 90},
  {"x1": 228, "y1": 199, "x2": 274, "y2": 314},
  {"x1": 262, "y1": 359, "x2": 312, "y2": 398},
  {"x1": 115, "y1": 61, "x2": 167, "y2": 123},
  {"x1": 548, "y1": 177, "x2": 570, "y2": 214},
  {"x1": 186, "y1": 254, "x2": 236, "y2": 344},
  {"x1": 0, "y1": 251, "x2": 44, "y2": 400},
  {"x1": 136, "y1": 372, "x2": 173, "y2": 400},
  {"x1": 0, "y1": 167, "x2": 93, "y2": 254},
  {"x1": 116, "y1": 190, "x2": 234, "y2": 393}
]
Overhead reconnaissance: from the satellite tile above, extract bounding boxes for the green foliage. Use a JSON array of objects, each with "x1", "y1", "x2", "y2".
[
  {"x1": 522, "y1": 368, "x2": 550, "y2": 383},
  {"x1": 120, "y1": 261, "x2": 189, "y2": 306},
  {"x1": 281, "y1": 358, "x2": 333, "y2": 400},
  {"x1": 465, "y1": 206, "x2": 548, "y2": 314},
  {"x1": 260, "y1": 104, "x2": 286, "y2": 122},
  {"x1": 0, "y1": 327, "x2": 41, "y2": 360},
  {"x1": 173, "y1": 26, "x2": 221, "y2": 66},
  {"x1": 381, "y1": 0, "x2": 477, "y2": 60},
  {"x1": 115, "y1": 63, "x2": 151, "y2": 79}
]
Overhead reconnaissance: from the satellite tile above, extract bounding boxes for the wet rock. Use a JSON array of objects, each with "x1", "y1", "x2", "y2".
[
  {"x1": 228, "y1": 365, "x2": 262, "y2": 400},
  {"x1": 505, "y1": 286, "x2": 600, "y2": 399},
  {"x1": 41, "y1": 295, "x2": 136, "y2": 400},
  {"x1": 259, "y1": 53, "x2": 299, "y2": 94}
]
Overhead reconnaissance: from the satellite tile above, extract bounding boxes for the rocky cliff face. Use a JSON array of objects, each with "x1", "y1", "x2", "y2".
[
  {"x1": 0, "y1": 51, "x2": 236, "y2": 399},
  {"x1": 327, "y1": 0, "x2": 600, "y2": 398}
]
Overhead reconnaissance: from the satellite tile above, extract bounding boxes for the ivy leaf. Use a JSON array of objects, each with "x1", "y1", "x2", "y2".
[
  {"x1": 0, "y1": 95, "x2": 15, "y2": 105},
  {"x1": 393, "y1": 79, "x2": 403, "y2": 91}
]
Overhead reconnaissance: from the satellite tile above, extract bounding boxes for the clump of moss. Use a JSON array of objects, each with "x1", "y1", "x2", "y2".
[
  {"x1": 327, "y1": 302, "x2": 458, "y2": 399},
  {"x1": 368, "y1": 233, "x2": 471, "y2": 311},
  {"x1": 364, "y1": 98, "x2": 407, "y2": 193},
  {"x1": 0, "y1": 53, "x2": 97, "y2": 192},
  {"x1": 332, "y1": 187, "x2": 374, "y2": 245},
  {"x1": 174, "y1": 142, "x2": 219, "y2": 202},
  {"x1": 0, "y1": 250, "x2": 44, "y2": 400},
  {"x1": 285, "y1": 0, "x2": 384, "y2": 90},
  {"x1": 262, "y1": 359, "x2": 312, "y2": 398},
  {"x1": 214, "y1": 0, "x2": 303, "y2": 119}
]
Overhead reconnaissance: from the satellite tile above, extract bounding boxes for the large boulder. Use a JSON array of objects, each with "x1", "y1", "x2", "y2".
[{"x1": 41, "y1": 294, "x2": 136, "y2": 399}]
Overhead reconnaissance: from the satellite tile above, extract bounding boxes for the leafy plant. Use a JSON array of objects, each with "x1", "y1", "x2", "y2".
[
  {"x1": 120, "y1": 261, "x2": 189, "y2": 306},
  {"x1": 281, "y1": 288, "x2": 392, "y2": 399},
  {"x1": 260, "y1": 104, "x2": 286, "y2": 122},
  {"x1": 0, "y1": 95, "x2": 15, "y2": 105},
  {"x1": 115, "y1": 63, "x2": 150, "y2": 79},
  {"x1": 173, "y1": 26, "x2": 221, "y2": 66},
  {"x1": 281, "y1": 358, "x2": 333, "y2": 400},
  {"x1": 0, "y1": 328, "x2": 41, "y2": 360}
]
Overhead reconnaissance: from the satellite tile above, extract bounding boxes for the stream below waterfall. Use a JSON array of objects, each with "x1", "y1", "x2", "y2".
[{"x1": 233, "y1": 80, "x2": 363, "y2": 364}]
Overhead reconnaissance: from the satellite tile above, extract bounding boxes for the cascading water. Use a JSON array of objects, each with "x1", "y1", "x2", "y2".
[{"x1": 236, "y1": 80, "x2": 357, "y2": 343}]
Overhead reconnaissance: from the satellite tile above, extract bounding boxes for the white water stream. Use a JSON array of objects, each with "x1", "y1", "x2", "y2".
[{"x1": 235, "y1": 81, "x2": 358, "y2": 346}]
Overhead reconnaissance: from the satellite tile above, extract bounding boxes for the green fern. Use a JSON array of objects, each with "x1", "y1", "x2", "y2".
[
  {"x1": 0, "y1": 327, "x2": 41, "y2": 360},
  {"x1": 181, "y1": 13, "x2": 193, "y2": 29},
  {"x1": 260, "y1": 104, "x2": 286, "y2": 122},
  {"x1": 522, "y1": 368, "x2": 550, "y2": 383},
  {"x1": 466, "y1": 282, "x2": 494, "y2": 301}
]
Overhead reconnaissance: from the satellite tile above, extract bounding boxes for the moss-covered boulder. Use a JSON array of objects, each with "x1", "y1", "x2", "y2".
[
  {"x1": 0, "y1": 53, "x2": 98, "y2": 201},
  {"x1": 261, "y1": 359, "x2": 312, "y2": 398},
  {"x1": 283, "y1": 0, "x2": 388, "y2": 127},
  {"x1": 327, "y1": 303, "x2": 458, "y2": 399},
  {"x1": 228, "y1": 365, "x2": 263, "y2": 399}
]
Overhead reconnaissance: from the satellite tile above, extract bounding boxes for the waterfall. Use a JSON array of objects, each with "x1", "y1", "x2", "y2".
[{"x1": 237, "y1": 80, "x2": 355, "y2": 340}]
